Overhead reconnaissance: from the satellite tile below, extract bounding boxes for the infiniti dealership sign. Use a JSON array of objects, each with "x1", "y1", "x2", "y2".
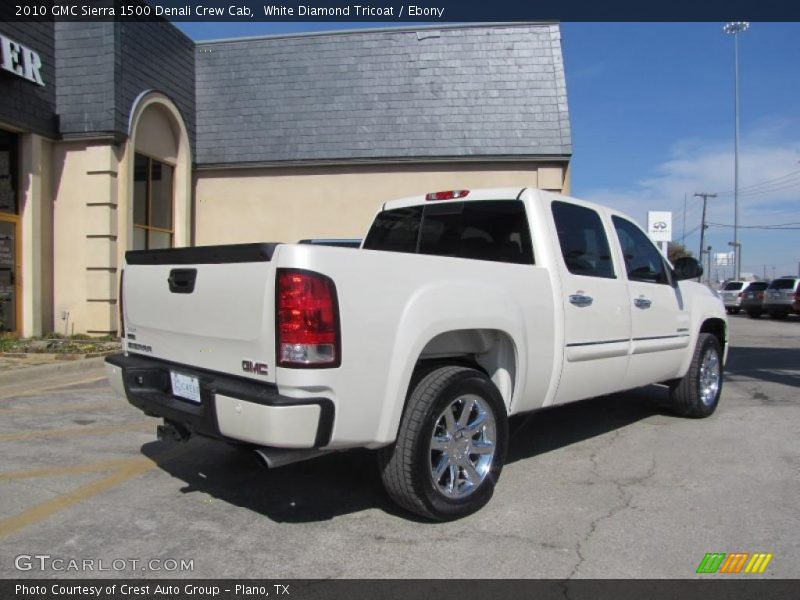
[
  {"x1": 0, "y1": 34, "x2": 45, "y2": 86},
  {"x1": 647, "y1": 211, "x2": 673, "y2": 242}
]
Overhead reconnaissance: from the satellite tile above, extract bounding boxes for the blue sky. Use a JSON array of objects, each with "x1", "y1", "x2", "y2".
[{"x1": 177, "y1": 22, "x2": 800, "y2": 278}]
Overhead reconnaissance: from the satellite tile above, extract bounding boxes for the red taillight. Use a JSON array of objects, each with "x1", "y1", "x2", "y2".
[
  {"x1": 757, "y1": 292, "x2": 764, "y2": 300},
  {"x1": 276, "y1": 269, "x2": 340, "y2": 367},
  {"x1": 425, "y1": 190, "x2": 470, "y2": 201},
  {"x1": 738, "y1": 292, "x2": 744, "y2": 298},
  {"x1": 118, "y1": 269, "x2": 125, "y2": 338}
]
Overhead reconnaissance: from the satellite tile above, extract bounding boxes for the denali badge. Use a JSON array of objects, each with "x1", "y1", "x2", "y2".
[
  {"x1": 242, "y1": 360, "x2": 268, "y2": 376},
  {"x1": 127, "y1": 341, "x2": 152, "y2": 353}
]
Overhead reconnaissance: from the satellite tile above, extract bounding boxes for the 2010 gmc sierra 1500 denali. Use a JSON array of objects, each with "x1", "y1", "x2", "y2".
[{"x1": 106, "y1": 187, "x2": 727, "y2": 520}]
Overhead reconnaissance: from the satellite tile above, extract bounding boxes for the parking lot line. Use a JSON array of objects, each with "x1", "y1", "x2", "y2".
[
  {"x1": 0, "y1": 399, "x2": 116, "y2": 415},
  {"x1": 0, "y1": 375, "x2": 107, "y2": 401},
  {"x1": 0, "y1": 458, "x2": 156, "y2": 539},
  {"x1": 0, "y1": 421, "x2": 150, "y2": 443},
  {"x1": 0, "y1": 457, "x2": 145, "y2": 480},
  {"x1": 0, "y1": 446, "x2": 188, "y2": 540}
]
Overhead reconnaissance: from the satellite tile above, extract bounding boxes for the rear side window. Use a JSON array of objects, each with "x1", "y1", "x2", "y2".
[
  {"x1": 363, "y1": 201, "x2": 534, "y2": 265},
  {"x1": 768, "y1": 278, "x2": 797, "y2": 290},
  {"x1": 723, "y1": 282, "x2": 744, "y2": 291},
  {"x1": 552, "y1": 201, "x2": 615, "y2": 278}
]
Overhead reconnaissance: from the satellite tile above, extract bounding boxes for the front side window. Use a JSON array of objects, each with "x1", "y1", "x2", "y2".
[
  {"x1": 612, "y1": 216, "x2": 669, "y2": 284},
  {"x1": 133, "y1": 153, "x2": 174, "y2": 250},
  {"x1": 551, "y1": 201, "x2": 615, "y2": 278},
  {"x1": 363, "y1": 200, "x2": 534, "y2": 265}
]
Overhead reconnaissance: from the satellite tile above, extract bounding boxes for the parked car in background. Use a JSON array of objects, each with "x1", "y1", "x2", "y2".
[
  {"x1": 741, "y1": 281, "x2": 769, "y2": 318},
  {"x1": 763, "y1": 277, "x2": 800, "y2": 319},
  {"x1": 720, "y1": 280, "x2": 751, "y2": 314}
]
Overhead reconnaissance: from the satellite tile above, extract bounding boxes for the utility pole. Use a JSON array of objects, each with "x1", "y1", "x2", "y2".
[
  {"x1": 695, "y1": 192, "x2": 717, "y2": 263},
  {"x1": 707, "y1": 246, "x2": 713, "y2": 285},
  {"x1": 682, "y1": 192, "x2": 687, "y2": 241}
]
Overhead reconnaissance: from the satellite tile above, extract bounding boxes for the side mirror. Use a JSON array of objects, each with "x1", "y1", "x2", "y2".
[{"x1": 674, "y1": 256, "x2": 703, "y2": 281}]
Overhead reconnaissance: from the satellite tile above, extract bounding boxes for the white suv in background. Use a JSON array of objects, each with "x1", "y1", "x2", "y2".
[{"x1": 720, "y1": 280, "x2": 751, "y2": 314}]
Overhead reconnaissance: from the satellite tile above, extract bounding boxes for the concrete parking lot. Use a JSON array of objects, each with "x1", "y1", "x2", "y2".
[{"x1": 1, "y1": 315, "x2": 798, "y2": 579}]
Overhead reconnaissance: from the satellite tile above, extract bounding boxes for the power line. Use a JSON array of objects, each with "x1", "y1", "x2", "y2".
[
  {"x1": 706, "y1": 221, "x2": 800, "y2": 230},
  {"x1": 716, "y1": 171, "x2": 800, "y2": 197}
]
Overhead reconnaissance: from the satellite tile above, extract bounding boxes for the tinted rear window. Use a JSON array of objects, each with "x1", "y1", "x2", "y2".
[
  {"x1": 363, "y1": 201, "x2": 534, "y2": 265},
  {"x1": 768, "y1": 278, "x2": 797, "y2": 290},
  {"x1": 723, "y1": 282, "x2": 744, "y2": 290},
  {"x1": 362, "y1": 206, "x2": 422, "y2": 254},
  {"x1": 748, "y1": 282, "x2": 768, "y2": 291}
]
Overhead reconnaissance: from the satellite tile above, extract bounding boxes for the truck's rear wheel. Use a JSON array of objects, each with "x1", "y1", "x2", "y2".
[
  {"x1": 669, "y1": 333, "x2": 723, "y2": 418},
  {"x1": 378, "y1": 366, "x2": 508, "y2": 520}
]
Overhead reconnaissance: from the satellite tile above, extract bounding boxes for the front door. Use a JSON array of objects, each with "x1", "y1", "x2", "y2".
[
  {"x1": 0, "y1": 216, "x2": 19, "y2": 334},
  {"x1": 611, "y1": 215, "x2": 690, "y2": 388}
]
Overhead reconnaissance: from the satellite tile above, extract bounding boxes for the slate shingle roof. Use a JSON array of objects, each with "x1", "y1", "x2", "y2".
[{"x1": 195, "y1": 23, "x2": 571, "y2": 166}]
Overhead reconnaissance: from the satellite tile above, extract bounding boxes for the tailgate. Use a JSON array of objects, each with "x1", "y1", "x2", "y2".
[{"x1": 122, "y1": 243, "x2": 279, "y2": 383}]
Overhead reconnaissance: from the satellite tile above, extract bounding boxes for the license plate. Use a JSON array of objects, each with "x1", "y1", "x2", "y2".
[{"x1": 170, "y1": 371, "x2": 201, "y2": 404}]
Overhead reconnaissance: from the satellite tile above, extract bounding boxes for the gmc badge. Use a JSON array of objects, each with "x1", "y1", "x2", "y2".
[{"x1": 242, "y1": 360, "x2": 269, "y2": 376}]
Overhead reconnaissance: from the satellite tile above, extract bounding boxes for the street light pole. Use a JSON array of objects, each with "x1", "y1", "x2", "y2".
[{"x1": 723, "y1": 21, "x2": 749, "y2": 280}]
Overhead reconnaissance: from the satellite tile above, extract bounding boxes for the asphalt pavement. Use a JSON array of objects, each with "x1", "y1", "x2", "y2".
[{"x1": 0, "y1": 314, "x2": 797, "y2": 578}]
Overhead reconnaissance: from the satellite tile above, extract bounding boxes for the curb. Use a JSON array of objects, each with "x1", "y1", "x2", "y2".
[{"x1": 0, "y1": 356, "x2": 110, "y2": 388}]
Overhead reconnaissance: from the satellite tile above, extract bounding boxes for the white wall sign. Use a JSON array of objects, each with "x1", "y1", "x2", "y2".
[
  {"x1": 0, "y1": 34, "x2": 45, "y2": 87},
  {"x1": 647, "y1": 211, "x2": 672, "y2": 242}
]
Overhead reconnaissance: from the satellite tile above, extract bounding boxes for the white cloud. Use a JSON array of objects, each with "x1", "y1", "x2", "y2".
[{"x1": 580, "y1": 130, "x2": 800, "y2": 275}]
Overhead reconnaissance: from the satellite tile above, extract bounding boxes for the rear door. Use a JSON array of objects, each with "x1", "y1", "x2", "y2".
[
  {"x1": 610, "y1": 215, "x2": 689, "y2": 387},
  {"x1": 550, "y1": 200, "x2": 631, "y2": 404}
]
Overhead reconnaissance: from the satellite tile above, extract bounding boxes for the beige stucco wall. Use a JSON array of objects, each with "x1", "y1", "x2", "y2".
[
  {"x1": 52, "y1": 141, "x2": 120, "y2": 335},
  {"x1": 196, "y1": 162, "x2": 567, "y2": 246},
  {"x1": 47, "y1": 94, "x2": 191, "y2": 336}
]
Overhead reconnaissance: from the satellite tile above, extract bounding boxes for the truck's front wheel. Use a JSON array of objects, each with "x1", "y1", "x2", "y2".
[
  {"x1": 379, "y1": 366, "x2": 508, "y2": 521},
  {"x1": 669, "y1": 333, "x2": 723, "y2": 418}
]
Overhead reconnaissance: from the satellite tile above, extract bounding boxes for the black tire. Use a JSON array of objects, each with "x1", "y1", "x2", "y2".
[
  {"x1": 669, "y1": 333, "x2": 723, "y2": 418},
  {"x1": 769, "y1": 311, "x2": 788, "y2": 320},
  {"x1": 731, "y1": 308, "x2": 741, "y2": 315},
  {"x1": 746, "y1": 311, "x2": 761, "y2": 319},
  {"x1": 378, "y1": 366, "x2": 508, "y2": 521}
]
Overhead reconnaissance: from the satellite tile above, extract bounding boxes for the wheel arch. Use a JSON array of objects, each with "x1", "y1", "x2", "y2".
[{"x1": 700, "y1": 317, "x2": 727, "y2": 358}]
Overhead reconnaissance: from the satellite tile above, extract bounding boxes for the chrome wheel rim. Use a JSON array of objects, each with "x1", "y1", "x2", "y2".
[
  {"x1": 699, "y1": 347, "x2": 721, "y2": 407},
  {"x1": 429, "y1": 394, "x2": 496, "y2": 499}
]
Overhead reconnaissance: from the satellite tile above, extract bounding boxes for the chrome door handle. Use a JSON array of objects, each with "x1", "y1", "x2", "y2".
[
  {"x1": 569, "y1": 294, "x2": 593, "y2": 307},
  {"x1": 634, "y1": 296, "x2": 652, "y2": 309}
]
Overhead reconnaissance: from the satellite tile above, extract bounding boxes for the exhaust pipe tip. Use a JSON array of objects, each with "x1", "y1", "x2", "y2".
[{"x1": 253, "y1": 447, "x2": 330, "y2": 470}]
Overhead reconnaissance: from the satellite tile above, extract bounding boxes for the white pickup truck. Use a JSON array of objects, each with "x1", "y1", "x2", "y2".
[{"x1": 106, "y1": 188, "x2": 727, "y2": 520}]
